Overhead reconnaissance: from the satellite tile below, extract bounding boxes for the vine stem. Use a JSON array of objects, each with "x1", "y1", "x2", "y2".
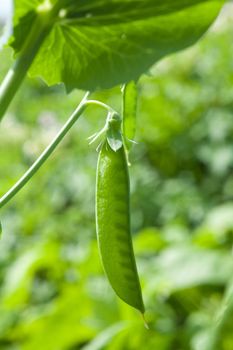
[
  {"x1": 85, "y1": 100, "x2": 116, "y2": 113},
  {"x1": 0, "y1": 94, "x2": 119, "y2": 209},
  {"x1": 0, "y1": 92, "x2": 89, "y2": 209},
  {"x1": 0, "y1": 1, "x2": 62, "y2": 122}
]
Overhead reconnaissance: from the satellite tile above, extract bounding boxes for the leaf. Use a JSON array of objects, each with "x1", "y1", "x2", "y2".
[
  {"x1": 12, "y1": 0, "x2": 225, "y2": 91},
  {"x1": 1, "y1": 241, "x2": 60, "y2": 307},
  {"x1": 106, "y1": 128, "x2": 123, "y2": 152},
  {"x1": 205, "y1": 204, "x2": 233, "y2": 235},
  {"x1": 106, "y1": 112, "x2": 123, "y2": 151},
  {"x1": 146, "y1": 245, "x2": 233, "y2": 294},
  {"x1": 122, "y1": 81, "x2": 138, "y2": 151},
  {"x1": 82, "y1": 322, "x2": 127, "y2": 350}
]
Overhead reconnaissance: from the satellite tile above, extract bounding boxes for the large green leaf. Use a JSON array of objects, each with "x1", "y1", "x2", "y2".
[
  {"x1": 12, "y1": 0, "x2": 224, "y2": 91},
  {"x1": 146, "y1": 245, "x2": 233, "y2": 294}
]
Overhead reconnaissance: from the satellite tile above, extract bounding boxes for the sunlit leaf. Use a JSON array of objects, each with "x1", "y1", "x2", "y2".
[{"x1": 12, "y1": 0, "x2": 225, "y2": 91}]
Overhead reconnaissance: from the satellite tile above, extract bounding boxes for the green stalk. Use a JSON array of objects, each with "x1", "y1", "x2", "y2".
[
  {"x1": 0, "y1": 92, "x2": 90, "y2": 209},
  {"x1": 206, "y1": 277, "x2": 233, "y2": 350},
  {"x1": 0, "y1": 1, "x2": 62, "y2": 122},
  {"x1": 0, "y1": 93, "x2": 120, "y2": 209},
  {"x1": 85, "y1": 100, "x2": 116, "y2": 113}
]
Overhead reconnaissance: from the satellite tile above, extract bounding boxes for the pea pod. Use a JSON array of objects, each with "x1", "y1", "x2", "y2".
[{"x1": 96, "y1": 117, "x2": 145, "y2": 314}]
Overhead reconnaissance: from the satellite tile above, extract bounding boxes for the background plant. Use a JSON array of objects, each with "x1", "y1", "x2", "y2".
[{"x1": 0, "y1": 1, "x2": 233, "y2": 350}]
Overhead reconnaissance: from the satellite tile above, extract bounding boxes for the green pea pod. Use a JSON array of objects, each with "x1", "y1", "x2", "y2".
[
  {"x1": 122, "y1": 81, "x2": 138, "y2": 151},
  {"x1": 0, "y1": 221, "x2": 2, "y2": 238},
  {"x1": 96, "y1": 139, "x2": 145, "y2": 314}
]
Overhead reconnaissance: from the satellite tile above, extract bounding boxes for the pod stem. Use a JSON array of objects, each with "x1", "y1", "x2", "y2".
[{"x1": 85, "y1": 100, "x2": 116, "y2": 113}]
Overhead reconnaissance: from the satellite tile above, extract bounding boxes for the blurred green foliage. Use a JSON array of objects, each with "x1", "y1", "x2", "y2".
[{"x1": 0, "y1": 11, "x2": 233, "y2": 350}]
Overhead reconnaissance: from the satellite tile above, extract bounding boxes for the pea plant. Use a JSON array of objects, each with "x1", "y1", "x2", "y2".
[{"x1": 0, "y1": 0, "x2": 225, "y2": 317}]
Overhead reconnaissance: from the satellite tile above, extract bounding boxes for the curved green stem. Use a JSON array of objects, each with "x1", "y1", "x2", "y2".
[
  {"x1": 0, "y1": 92, "x2": 90, "y2": 209},
  {"x1": 0, "y1": 94, "x2": 118, "y2": 209},
  {"x1": 85, "y1": 100, "x2": 116, "y2": 113}
]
